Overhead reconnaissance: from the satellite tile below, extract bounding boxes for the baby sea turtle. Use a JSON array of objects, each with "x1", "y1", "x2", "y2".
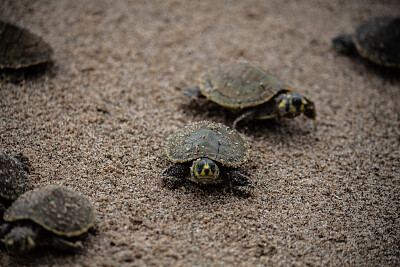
[
  {"x1": 332, "y1": 16, "x2": 400, "y2": 68},
  {"x1": 0, "y1": 185, "x2": 95, "y2": 254},
  {"x1": 0, "y1": 150, "x2": 30, "y2": 220},
  {"x1": 163, "y1": 121, "x2": 252, "y2": 194},
  {"x1": 185, "y1": 63, "x2": 316, "y2": 128},
  {"x1": 0, "y1": 20, "x2": 53, "y2": 82}
]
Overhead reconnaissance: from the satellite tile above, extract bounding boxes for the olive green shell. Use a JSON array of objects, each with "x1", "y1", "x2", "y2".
[
  {"x1": 0, "y1": 150, "x2": 29, "y2": 200},
  {"x1": 0, "y1": 20, "x2": 53, "y2": 69},
  {"x1": 166, "y1": 121, "x2": 249, "y2": 167},
  {"x1": 353, "y1": 16, "x2": 400, "y2": 67},
  {"x1": 198, "y1": 63, "x2": 292, "y2": 109},
  {"x1": 4, "y1": 186, "x2": 95, "y2": 237}
]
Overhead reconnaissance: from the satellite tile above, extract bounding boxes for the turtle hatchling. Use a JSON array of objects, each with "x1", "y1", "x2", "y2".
[
  {"x1": 0, "y1": 186, "x2": 95, "y2": 254},
  {"x1": 185, "y1": 63, "x2": 316, "y2": 128},
  {"x1": 163, "y1": 121, "x2": 252, "y2": 194},
  {"x1": 0, "y1": 150, "x2": 30, "y2": 220},
  {"x1": 332, "y1": 16, "x2": 400, "y2": 68},
  {"x1": 0, "y1": 20, "x2": 53, "y2": 81}
]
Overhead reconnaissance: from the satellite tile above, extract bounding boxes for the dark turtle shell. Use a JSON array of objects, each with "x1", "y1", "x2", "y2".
[
  {"x1": 0, "y1": 20, "x2": 53, "y2": 69},
  {"x1": 0, "y1": 150, "x2": 29, "y2": 200},
  {"x1": 198, "y1": 63, "x2": 292, "y2": 109},
  {"x1": 353, "y1": 16, "x2": 400, "y2": 67},
  {"x1": 166, "y1": 121, "x2": 249, "y2": 167},
  {"x1": 4, "y1": 186, "x2": 96, "y2": 237}
]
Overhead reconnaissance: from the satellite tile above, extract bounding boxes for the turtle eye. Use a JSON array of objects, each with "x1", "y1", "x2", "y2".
[{"x1": 197, "y1": 161, "x2": 205, "y2": 170}]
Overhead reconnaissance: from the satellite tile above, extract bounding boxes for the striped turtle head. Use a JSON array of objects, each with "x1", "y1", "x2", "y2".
[
  {"x1": 189, "y1": 158, "x2": 221, "y2": 184},
  {"x1": 276, "y1": 93, "x2": 316, "y2": 119}
]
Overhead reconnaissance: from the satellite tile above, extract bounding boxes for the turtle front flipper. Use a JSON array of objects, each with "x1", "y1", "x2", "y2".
[
  {"x1": 232, "y1": 110, "x2": 257, "y2": 129},
  {"x1": 0, "y1": 223, "x2": 12, "y2": 237},
  {"x1": 332, "y1": 34, "x2": 356, "y2": 54},
  {"x1": 162, "y1": 163, "x2": 189, "y2": 189},
  {"x1": 227, "y1": 170, "x2": 253, "y2": 196},
  {"x1": 184, "y1": 86, "x2": 204, "y2": 100}
]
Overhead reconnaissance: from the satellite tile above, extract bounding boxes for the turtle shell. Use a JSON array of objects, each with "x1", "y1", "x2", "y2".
[
  {"x1": 353, "y1": 16, "x2": 400, "y2": 67},
  {"x1": 166, "y1": 121, "x2": 249, "y2": 167},
  {"x1": 0, "y1": 150, "x2": 29, "y2": 200},
  {"x1": 0, "y1": 20, "x2": 53, "y2": 69},
  {"x1": 198, "y1": 63, "x2": 292, "y2": 109},
  {"x1": 4, "y1": 186, "x2": 95, "y2": 237}
]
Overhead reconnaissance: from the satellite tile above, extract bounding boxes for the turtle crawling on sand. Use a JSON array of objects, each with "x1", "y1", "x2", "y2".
[
  {"x1": 0, "y1": 186, "x2": 95, "y2": 254},
  {"x1": 163, "y1": 121, "x2": 252, "y2": 194},
  {"x1": 332, "y1": 16, "x2": 400, "y2": 68},
  {"x1": 185, "y1": 63, "x2": 316, "y2": 128},
  {"x1": 0, "y1": 20, "x2": 53, "y2": 82}
]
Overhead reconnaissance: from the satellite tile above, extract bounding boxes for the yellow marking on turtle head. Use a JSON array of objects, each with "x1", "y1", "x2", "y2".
[{"x1": 278, "y1": 100, "x2": 287, "y2": 109}]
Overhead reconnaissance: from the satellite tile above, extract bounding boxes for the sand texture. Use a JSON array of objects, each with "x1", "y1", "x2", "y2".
[{"x1": 1, "y1": 0, "x2": 399, "y2": 266}]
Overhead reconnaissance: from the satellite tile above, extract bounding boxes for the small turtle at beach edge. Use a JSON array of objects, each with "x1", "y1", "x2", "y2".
[
  {"x1": 163, "y1": 121, "x2": 252, "y2": 194},
  {"x1": 332, "y1": 16, "x2": 400, "y2": 68},
  {"x1": 184, "y1": 63, "x2": 316, "y2": 129},
  {"x1": 0, "y1": 20, "x2": 53, "y2": 82},
  {"x1": 0, "y1": 186, "x2": 95, "y2": 254}
]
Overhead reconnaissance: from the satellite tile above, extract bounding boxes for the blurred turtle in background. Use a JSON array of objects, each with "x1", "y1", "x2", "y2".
[
  {"x1": 0, "y1": 150, "x2": 30, "y2": 222},
  {"x1": 0, "y1": 186, "x2": 96, "y2": 254},
  {"x1": 332, "y1": 16, "x2": 400, "y2": 68},
  {"x1": 0, "y1": 20, "x2": 53, "y2": 82}
]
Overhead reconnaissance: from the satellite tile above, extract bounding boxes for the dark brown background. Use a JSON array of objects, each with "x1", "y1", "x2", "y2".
[{"x1": 1, "y1": 0, "x2": 399, "y2": 266}]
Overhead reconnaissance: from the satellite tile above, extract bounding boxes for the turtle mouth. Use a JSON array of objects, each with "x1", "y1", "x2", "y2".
[{"x1": 189, "y1": 176, "x2": 223, "y2": 185}]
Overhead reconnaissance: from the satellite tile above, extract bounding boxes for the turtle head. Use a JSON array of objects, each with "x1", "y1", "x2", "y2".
[
  {"x1": 4, "y1": 227, "x2": 36, "y2": 254},
  {"x1": 276, "y1": 92, "x2": 316, "y2": 119},
  {"x1": 189, "y1": 158, "x2": 220, "y2": 184},
  {"x1": 332, "y1": 34, "x2": 356, "y2": 54}
]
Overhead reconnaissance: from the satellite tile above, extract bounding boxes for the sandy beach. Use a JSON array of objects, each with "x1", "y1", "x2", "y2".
[{"x1": 1, "y1": 0, "x2": 399, "y2": 265}]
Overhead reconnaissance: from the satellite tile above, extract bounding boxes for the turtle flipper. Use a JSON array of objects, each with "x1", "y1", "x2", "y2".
[
  {"x1": 228, "y1": 170, "x2": 253, "y2": 196},
  {"x1": 0, "y1": 223, "x2": 12, "y2": 237},
  {"x1": 47, "y1": 236, "x2": 83, "y2": 251},
  {"x1": 1, "y1": 69, "x2": 26, "y2": 83},
  {"x1": 184, "y1": 86, "x2": 204, "y2": 99},
  {"x1": 162, "y1": 164, "x2": 188, "y2": 189},
  {"x1": 0, "y1": 202, "x2": 6, "y2": 221},
  {"x1": 332, "y1": 34, "x2": 356, "y2": 54},
  {"x1": 232, "y1": 110, "x2": 256, "y2": 129}
]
